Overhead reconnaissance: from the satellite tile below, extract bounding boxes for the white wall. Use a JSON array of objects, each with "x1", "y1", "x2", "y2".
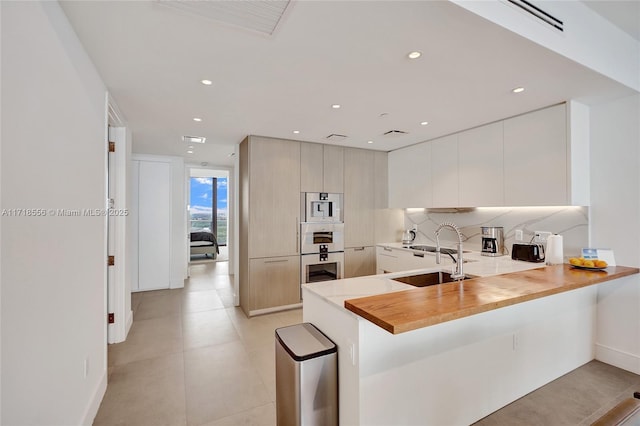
[
  {"x1": 452, "y1": 0, "x2": 640, "y2": 92},
  {"x1": 591, "y1": 93, "x2": 640, "y2": 373},
  {"x1": 1, "y1": 2, "x2": 108, "y2": 424}
]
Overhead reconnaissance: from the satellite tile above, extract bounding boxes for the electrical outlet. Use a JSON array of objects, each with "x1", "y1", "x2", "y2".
[
  {"x1": 515, "y1": 229, "x2": 523, "y2": 241},
  {"x1": 534, "y1": 231, "x2": 552, "y2": 242}
]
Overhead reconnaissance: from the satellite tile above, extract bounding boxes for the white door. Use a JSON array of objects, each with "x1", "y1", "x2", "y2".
[{"x1": 138, "y1": 161, "x2": 172, "y2": 290}]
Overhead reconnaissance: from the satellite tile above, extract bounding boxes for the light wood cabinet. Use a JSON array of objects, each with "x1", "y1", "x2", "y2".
[
  {"x1": 247, "y1": 136, "x2": 301, "y2": 258},
  {"x1": 388, "y1": 142, "x2": 432, "y2": 208},
  {"x1": 344, "y1": 148, "x2": 375, "y2": 248},
  {"x1": 323, "y1": 145, "x2": 344, "y2": 193},
  {"x1": 249, "y1": 256, "x2": 300, "y2": 310},
  {"x1": 373, "y1": 151, "x2": 388, "y2": 209},
  {"x1": 240, "y1": 136, "x2": 301, "y2": 316},
  {"x1": 458, "y1": 121, "x2": 504, "y2": 207},
  {"x1": 344, "y1": 246, "x2": 375, "y2": 278},
  {"x1": 300, "y1": 142, "x2": 324, "y2": 193},
  {"x1": 300, "y1": 142, "x2": 344, "y2": 193},
  {"x1": 503, "y1": 104, "x2": 567, "y2": 206},
  {"x1": 431, "y1": 134, "x2": 459, "y2": 207}
]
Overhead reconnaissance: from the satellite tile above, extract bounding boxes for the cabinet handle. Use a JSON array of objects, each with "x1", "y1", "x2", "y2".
[
  {"x1": 296, "y1": 217, "x2": 299, "y2": 254},
  {"x1": 383, "y1": 247, "x2": 392, "y2": 252},
  {"x1": 264, "y1": 259, "x2": 289, "y2": 264},
  {"x1": 413, "y1": 253, "x2": 424, "y2": 258},
  {"x1": 354, "y1": 247, "x2": 365, "y2": 251}
]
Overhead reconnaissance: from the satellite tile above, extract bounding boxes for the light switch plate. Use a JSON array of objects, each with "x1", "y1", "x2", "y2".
[{"x1": 535, "y1": 231, "x2": 552, "y2": 242}]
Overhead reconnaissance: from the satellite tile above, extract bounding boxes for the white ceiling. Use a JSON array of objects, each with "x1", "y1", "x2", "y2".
[{"x1": 59, "y1": 0, "x2": 639, "y2": 167}]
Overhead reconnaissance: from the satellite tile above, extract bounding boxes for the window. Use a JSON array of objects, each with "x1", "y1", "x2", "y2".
[{"x1": 189, "y1": 176, "x2": 227, "y2": 245}]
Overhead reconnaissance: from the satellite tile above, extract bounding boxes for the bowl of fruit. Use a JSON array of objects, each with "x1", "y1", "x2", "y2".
[{"x1": 568, "y1": 257, "x2": 608, "y2": 271}]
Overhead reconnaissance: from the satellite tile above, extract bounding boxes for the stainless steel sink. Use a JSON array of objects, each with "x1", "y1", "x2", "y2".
[{"x1": 392, "y1": 271, "x2": 475, "y2": 287}]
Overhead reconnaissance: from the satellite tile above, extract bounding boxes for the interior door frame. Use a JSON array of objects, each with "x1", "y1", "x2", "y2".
[
  {"x1": 107, "y1": 99, "x2": 132, "y2": 344},
  {"x1": 185, "y1": 164, "x2": 236, "y2": 303}
]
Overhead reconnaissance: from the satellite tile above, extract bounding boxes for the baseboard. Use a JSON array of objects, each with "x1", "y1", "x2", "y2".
[
  {"x1": 595, "y1": 343, "x2": 640, "y2": 374},
  {"x1": 125, "y1": 309, "x2": 133, "y2": 337},
  {"x1": 80, "y1": 369, "x2": 107, "y2": 426},
  {"x1": 170, "y1": 279, "x2": 185, "y2": 289},
  {"x1": 250, "y1": 303, "x2": 302, "y2": 317}
]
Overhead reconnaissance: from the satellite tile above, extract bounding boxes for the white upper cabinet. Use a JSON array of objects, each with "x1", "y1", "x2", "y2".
[
  {"x1": 431, "y1": 134, "x2": 459, "y2": 208},
  {"x1": 458, "y1": 121, "x2": 504, "y2": 207},
  {"x1": 503, "y1": 104, "x2": 567, "y2": 206},
  {"x1": 388, "y1": 102, "x2": 582, "y2": 208},
  {"x1": 388, "y1": 142, "x2": 432, "y2": 208}
]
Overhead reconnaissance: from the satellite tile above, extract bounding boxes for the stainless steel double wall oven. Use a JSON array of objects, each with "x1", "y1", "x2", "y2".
[{"x1": 300, "y1": 193, "x2": 344, "y2": 287}]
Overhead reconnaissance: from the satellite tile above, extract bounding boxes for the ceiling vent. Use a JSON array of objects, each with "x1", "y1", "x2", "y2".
[
  {"x1": 156, "y1": 0, "x2": 291, "y2": 36},
  {"x1": 383, "y1": 130, "x2": 408, "y2": 136},
  {"x1": 506, "y1": 0, "x2": 564, "y2": 32},
  {"x1": 326, "y1": 134, "x2": 348, "y2": 141},
  {"x1": 182, "y1": 135, "x2": 206, "y2": 144}
]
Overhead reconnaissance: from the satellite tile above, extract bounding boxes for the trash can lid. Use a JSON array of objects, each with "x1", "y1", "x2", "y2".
[{"x1": 275, "y1": 322, "x2": 337, "y2": 362}]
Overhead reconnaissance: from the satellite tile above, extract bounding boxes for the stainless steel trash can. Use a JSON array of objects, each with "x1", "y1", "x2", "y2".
[{"x1": 275, "y1": 322, "x2": 338, "y2": 426}]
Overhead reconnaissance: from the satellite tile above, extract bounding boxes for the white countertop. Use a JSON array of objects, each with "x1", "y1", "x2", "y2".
[{"x1": 302, "y1": 242, "x2": 547, "y2": 308}]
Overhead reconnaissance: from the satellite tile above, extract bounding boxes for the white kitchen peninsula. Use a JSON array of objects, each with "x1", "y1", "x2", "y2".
[{"x1": 302, "y1": 256, "x2": 638, "y2": 425}]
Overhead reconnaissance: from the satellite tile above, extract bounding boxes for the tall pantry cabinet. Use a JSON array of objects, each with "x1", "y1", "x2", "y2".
[
  {"x1": 239, "y1": 136, "x2": 301, "y2": 316},
  {"x1": 344, "y1": 148, "x2": 379, "y2": 278}
]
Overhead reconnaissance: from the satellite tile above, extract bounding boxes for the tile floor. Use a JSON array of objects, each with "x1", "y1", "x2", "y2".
[
  {"x1": 94, "y1": 260, "x2": 302, "y2": 426},
  {"x1": 94, "y1": 259, "x2": 640, "y2": 425}
]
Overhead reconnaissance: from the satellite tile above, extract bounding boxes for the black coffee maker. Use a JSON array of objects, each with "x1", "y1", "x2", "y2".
[{"x1": 481, "y1": 226, "x2": 505, "y2": 257}]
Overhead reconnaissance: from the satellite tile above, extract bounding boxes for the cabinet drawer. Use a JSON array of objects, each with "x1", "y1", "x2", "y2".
[
  {"x1": 345, "y1": 246, "x2": 375, "y2": 278},
  {"x1": 249, "y1": 255, "x2": 301, "y2": 311}
]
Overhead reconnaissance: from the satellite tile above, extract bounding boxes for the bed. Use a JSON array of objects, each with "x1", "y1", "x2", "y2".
[{"x1": 190, "y1": 231, "x2": 219, "y2": 259}]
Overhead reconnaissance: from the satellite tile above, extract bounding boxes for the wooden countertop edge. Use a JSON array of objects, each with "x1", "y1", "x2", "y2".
[{"x1": 344, "y1": 265, "x2": 640, "y2": 334}]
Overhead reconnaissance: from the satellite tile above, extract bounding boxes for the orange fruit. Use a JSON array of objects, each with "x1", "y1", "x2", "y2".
[
  {"x1": 583, "y1": 260, "x2": 595, "y2": 268},
  {"x1": 569, "y1": 258, "x2": 582, "y2": 266},
  {"x1": 594, "y1": 260, "x2": 608, "y2": 268}
]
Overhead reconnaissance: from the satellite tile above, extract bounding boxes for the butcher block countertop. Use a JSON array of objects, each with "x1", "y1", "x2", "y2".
[{"x1": 344, "y1": 264, "x2": 639, "y2": 334}]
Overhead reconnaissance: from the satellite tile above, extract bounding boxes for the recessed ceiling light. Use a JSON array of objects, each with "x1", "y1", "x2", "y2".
[
  {"x1": 367, "y1": 140, "x2": 373, "y2": 144},
  {"x1": 420, "y1": 121, "x2": 429, "y2": 126},
  {"x1": 512, "y1": 87, "x2": 525, "y2": 93},
  {"x1": 331, "y1": 104, "x2": 341, "y2": 109},
  {"x1": 182, "y1": 135, "x2": 206, "y2": 144},
  {"x1": 188, "y1": 145, "x2": 194, "y2": 149},
  {"x1": 201, "y1": 79, "x2": 213, "y2": 86},
  {"x1": 193, "y1": 117, "x2": 202, "y2": 122},
  {"x1": 187, "y1": 150, "x2": 194, "y2": 154},
  {"x1": 408, "y1": 51, "x2": 422, "y2": 59},
  {"x1": 293, "y1": 130, "x2": 300, "y2": 134}
]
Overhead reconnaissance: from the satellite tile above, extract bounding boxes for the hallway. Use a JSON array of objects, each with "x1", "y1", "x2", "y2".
[{"x1": 95, "y1": 261, "x2": 301, "y2": 425}]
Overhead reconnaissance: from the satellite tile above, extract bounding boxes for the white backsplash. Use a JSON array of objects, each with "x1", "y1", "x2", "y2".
[{"x1": 405, "y1": 206, "x2": 589, "y2": 258}]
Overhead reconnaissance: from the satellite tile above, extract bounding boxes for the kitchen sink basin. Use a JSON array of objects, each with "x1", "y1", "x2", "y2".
[{"x1": 392, "y1": 271, "x2": 475, "y2": 287}]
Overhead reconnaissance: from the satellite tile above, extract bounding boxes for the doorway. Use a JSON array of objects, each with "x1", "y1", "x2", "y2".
[{"x1": 188, "y1": 168, "x2": 229, "y2": 263}]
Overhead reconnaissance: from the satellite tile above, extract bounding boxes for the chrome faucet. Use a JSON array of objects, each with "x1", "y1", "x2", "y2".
[{"x1": 435, "y1": 222, "x2": 465, "y2": 280}]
